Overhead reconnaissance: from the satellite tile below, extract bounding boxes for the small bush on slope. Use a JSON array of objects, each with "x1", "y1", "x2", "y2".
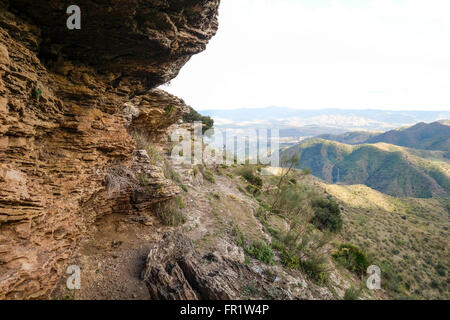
[
  {"x1": 239, "y1": 166, "x2": 263, "y2": 187},
  {"x1": 155, "y1": 196, "x2": 186, "y2": 226},
  {"x1": 311, "y1": 198, "x2": 343, "y2": 233},
  {"x1": 245, "y1": 241, "x2": 275, "y2": 265},
  {"x1": 131, "y1": 131, "x2": 163, "y2": 165},
  {"x1": 182, "y1": 106, "x2": 214, "y2": 134},
  {"x1": 332, "y1": 243, "x2": 370, "y2": 276},
  {"x1": 344, "y1": 286, "x2": 362, "y2": 300}
]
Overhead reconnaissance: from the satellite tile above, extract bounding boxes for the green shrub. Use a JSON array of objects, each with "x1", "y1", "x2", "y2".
[
  {"x1": 242, "y1": 281, "x2": 259, "y2": 297},
  {"x1": 155, "y1": 196, "x2": 186, "y2": 226},
  {"x1": 246, "y1": 184, "x2": 261, "y2": 196},
  {"x1": 377, "y1": 259, "x2": 403, "y2": 293},
  {"x1": 202, "y1": 168, "x2": 216, "y2": 183},
  {"x1": 163, "y1": 161, "x2": 181, "y2": 183},
  {"x1": 231, "y1": 225, "x2": 246, "y2": 247},
  {"x1": 435, "y1": 263, "x2": 446, "y2": 277},
  {"x1": 34, "y1": 88, "x2": 42, "y2": 101},
  {"x1": 280, "y1": 249, "x2": 300, "y2": 269},
  {"x1": 212, "y1": 192, "x2": 220, "y2": 199},
  {"x1": 136, "y1": 173, "x2": 151, "y2": 186},
  {"x1": 332, "y1": 243, "x2": 370, "y2": 276},
  {"x1": 430, "y1": 279, "x2": 439, "y2": 289},
  {"x1": 182, "y1": 107, "x2": 214, "y2": 134},
  {"x1": 165, "y1": 105, "x2": 176, "y2": 116},
  {"x1": 174, "y1": 195, "x2": 186, "y2": 209},
  {"x1": 245, "y1": 241, "x2": 275, "y2": 265},
  {"x1": 311, "y1": 198, "x2": 343, "y2": 233},
  {"x1": 344, "y1": 286, "x2": 361, "y2": 300},
  {"x1": 131, "y1": 131, "x2": 162, "y2": 164},
  {"x1": 240, "y1": 167, "x2": 263, "y2": 187},
  {"x1": 300, "y1": 256, "x2": 329, "y2": 285}
]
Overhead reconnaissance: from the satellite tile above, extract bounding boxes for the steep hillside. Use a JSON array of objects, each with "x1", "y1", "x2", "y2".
[
  {"x1": 308, "y1": 178, "x2": 449, "y2": 299},
  {"x1": 51, "y1": 146, "x2": 378, "y2": 300},
  {"x1": 318, "y1": 121, "x2": 450, "y2": 155},
  {"x1": 281, "y1": 139, "x2": 450, "y2": 198},
  {"x1": 366, "y1": 121, "x2": 450, "y2": 153},
  {"x1": 98, "y1": 158, "x2": 447, "y2": 300},
  {"x1": 318, "y1": 131, "x2": 380, "y2": 145}
]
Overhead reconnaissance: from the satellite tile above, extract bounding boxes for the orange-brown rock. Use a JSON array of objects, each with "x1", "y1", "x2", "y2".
[
  {"x1": 0, "y1": 0, "x2": 219, "y2": 299},
  {"x1": 125, "y1": 88, "x2": 190, "y2": 139}
]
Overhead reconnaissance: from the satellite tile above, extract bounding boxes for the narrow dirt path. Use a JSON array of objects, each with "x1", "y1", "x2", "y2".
[{"x1": 52, "y1": 213, "x2": 165, "y2": 300}]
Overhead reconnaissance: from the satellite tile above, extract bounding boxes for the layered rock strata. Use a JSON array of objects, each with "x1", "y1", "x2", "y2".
[{"x1": 0, "y1": 0, "x2": 219, "y2": 299}]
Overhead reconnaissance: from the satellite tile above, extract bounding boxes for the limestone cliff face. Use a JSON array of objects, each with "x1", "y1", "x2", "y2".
[{"x1": 0, "y1": 0, "x2": 219, "y2": 299}]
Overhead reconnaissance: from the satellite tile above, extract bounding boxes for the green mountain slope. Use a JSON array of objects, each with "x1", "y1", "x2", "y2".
[
  {"x1": 318, "y1": 121, "x2": 450, "y2": 158},
  {"x1": 366, "y1": 121, "x2": 450, "y2": 153},
  {"x1": 281, "y1": 139, "x2": 450, "y2": 198},
  {"x1": 311, "y1": 179, "x2": 450, "y2": 299},
  {"x1": 318, "y1": 131, "x2": 380, "y2": 144}
]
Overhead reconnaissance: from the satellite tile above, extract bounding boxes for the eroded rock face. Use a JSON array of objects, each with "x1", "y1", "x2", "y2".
[
  {"x1": 0, "y1": 0, "x2": 219, "y2": 299},
  {"x1": 141, "y1": 233, "x2": 328, "y2": 300},
  {"x1": 7, "y1": 0, "x2": 220, "y2": 91},
  {"x1": 125, "y1": 89, "x2": 190, "y2": 139},
  {"x1": 142, "y1": 233, "x2": 241, "y2": 300}
]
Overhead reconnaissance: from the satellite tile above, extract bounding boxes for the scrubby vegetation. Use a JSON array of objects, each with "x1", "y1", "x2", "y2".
[
  {"x1": 182, "y1": 106, "x2": 214, "y2": 134},
  {"x1": 239, "y1": 166, "x2": 263, "y2": 187},
  {"x1": 231, "y1": 224, "x2": 246, "y2": 247},
  {"x1": 332, "y1": 243, "x2": 370, "y2": 276},
  {"x1": 344, "y1": 286, "x2": 362, "y2": 300},
  {"x1": 136, "y1": 172, "x2": 151, "y2": 186},
  {"x1": 163, "y1": 160, "x2": 181, "y2": 183},
  {"x1": 198, "y1": 165, "x2": 216, "y2": 183},
  {"x1": 311, "y1": 198, "x2": 343, "y2": 233},
  {"x1": 326, "y1": 180, "x2": 450, "y2": 299},
  {"x1": 278, "y1": 246, "x2": 300, "y2": 269},
  {"x1": 236, "y1": 156, "x2": 335, "y2": 285},
  {"x1": 245, "y1": 240, "x2": 275, "y2": 265},
  {"x1": 245, "y1": 184, "x2": 261, "y2": 196},
  {"x1": 155, "y1": 196, "x2": 186, "y2": 226},
  {"x1": 154, "y1": 140, "x2": 448, "y2": 299},
  {"x1": 131, "y1": 131, "x2": 163, "y2": 165}
]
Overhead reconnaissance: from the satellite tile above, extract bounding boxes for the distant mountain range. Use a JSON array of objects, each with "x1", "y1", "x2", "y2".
[
  {"x1": 318, "y1": 120, "x2": 450, "y2": 158},
  {"x1": 366, "y1": 121, "x2": 450, "y2": 153},
  {"x1": 281, "y1": 121, "x2": 450, "y2": 198},
  {"x1": 202, "y1": 107, "x2": 450, "y2": 137}
]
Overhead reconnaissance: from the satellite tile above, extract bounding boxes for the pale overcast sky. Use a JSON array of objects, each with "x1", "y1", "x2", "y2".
[{"x1": 163, "y1": 0, "x2": 450, "y2": 111}]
